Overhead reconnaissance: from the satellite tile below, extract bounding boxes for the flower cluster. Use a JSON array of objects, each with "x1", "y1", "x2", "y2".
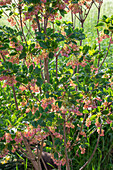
[
  {"x1": 7, "y1": 17, "x2": 16, "y2": 27},
  {"x1": 96, "y1": 33, "x2": 110, "y2": 43},
  {"x1": 0, "y1": 0, "x2": 11, "y2": 5},
  {"x1": 79, "y1": 145, "x2": 86, "y2": 154},
  {"x1": 0, "y1": 75, "x2": 17, "y2": 87}
]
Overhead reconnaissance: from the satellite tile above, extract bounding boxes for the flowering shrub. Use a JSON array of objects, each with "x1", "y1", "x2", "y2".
[{"x1": 0, "y1": 0, "x2": 113, "y2": 170}]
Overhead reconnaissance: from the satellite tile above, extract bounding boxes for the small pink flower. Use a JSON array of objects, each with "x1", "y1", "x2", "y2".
[
  {"x1": 86, "y1": 117, "x2": 91, "y2": 127},
  {"x1": 79, "y1": 145, "x2": 86, "y2": 154},
  {"x1": 41, "y1": 0, "x2": 46, "y2": 3},
  {"x1": 16, "y1": 45, "x2": 23, "y2": 51},
  {"x1": 106, "y1": 118, "x2": 112, "y2": 124},
  {"x1": 110, "y1": 38, "x2": 113, "y2": 44}
]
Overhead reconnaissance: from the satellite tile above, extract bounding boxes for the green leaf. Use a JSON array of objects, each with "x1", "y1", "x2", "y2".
[
  {"x1": 102, "y1": 15, "x2": 107, "y2": 21},
  {"x1": 109, "y1": 26, "x2": 113, "y2": 32},
  {"x1": 34, "y1": 66, "x2": 40, "y2": 75},
  {"x1": 36, "y1": 77, "x2": 43, "y2": 86},
  {"x1": 35, "y1": 110, "x2": 40, "y2": 118},
  {"x1": 10, "y1": 52, "x2": 18, "y2": 56},
  {"x1": 28, "y1": 6, "x2": 34, "y2": 12},
  {"x1": 32, "y1": 121, "x2": 38, "y2": 128},
  {"x1": 29, "y1": 64, "x2": 33, "y2": 73},
  {"x1": 59, "y1": 9, "x2": 67, "y2": 17},
  {"x1": 54, "y1": 152, "x2": 58, "y2": 160},
  {"x1": 49, "y1": 52, "x2": 54, "y2": 59},
  {"x1": 37, "y1": 118, "x2": 46, "y2": 126},
  {"x1": 55, "y1": 20, "x2": 61, "y2": 26},
  {"x1": 39, "y1": 105, "x2": 44, "y2": 113},
  {"x1": 95, "y1": 22, "x2": 105, "y2": 27},
  {"x1": 19, "y1": 52, "x2": 26, "y2": 59},
  {"x1": 102, "y1": 110, "x2": 109, "y2": 115},
  {"x1": 39, "y1": 41, "x2": 47, "y2": 49},
  {"x1": 90, "y1": 115, "x2": 97, "y2": 121},
  {"x1": 28, "y1": 111, "x2": 32, "y2": 118},
  {"x1": 104, "y1": 29, "x2": 109, "y2": 35},
  {"x1": 55, "y1": 138, "x2": 62, "y2": 145},
  {"x1": 56, "y1": 101, "x2": 62, "y2": 108}
]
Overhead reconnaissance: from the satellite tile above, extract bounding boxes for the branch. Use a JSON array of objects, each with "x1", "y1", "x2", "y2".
[
  {"x1": 12, "y1": 85, "x2": 18, "y2": 110},
  {"x1": 18, "y1": 4, "x2": 27, "y2": 43},
  {"x1": 98, "y1": 33, "x2": 112, "y2": 69},
  {"x1": 75, "y1": 113, "x2": 87, "y2": 143},
  {"x1": 96, "y1": 4, "x2": 101, "y2": 67},
  {"x1": 75, "y1": 14, "x2": 80, "y2": 21},
  {"x1": 79, "y1": 132, "x2": 101, "y2": 170},
  {"x1": 56, "y1": 55, "x2": 58, "y2": 78},
  {"x1": 63, "y1": 116, "x2": 70, "y2": 170},
  {"x1": 28, "y1": 86, "x2": 41, "y2": 103},
  {"x1": 84, "y1": 1, "x2": 94, "y2": 21},
  {"x1": 22, "y1": 135, "x2": 40, "y2": 170},
  {"x1": 35, "y1": 14, "x2": 41, "y2": 32}
]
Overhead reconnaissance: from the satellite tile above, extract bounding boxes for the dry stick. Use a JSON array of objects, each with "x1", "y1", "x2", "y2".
[
  {"x1": 55, "y1": 49, "x2": 63, "y2": 79},
  {"x1": 35, "y1": 15, "x2": 44, "y2": 81},
  {"x1": 14, "y1": 14, "x2": 34, "y2": 39},
  {"x1": 79, "y1": 133, "x2": 101, "y2": 170},
  {"x1": 71, "y1": 10, "x2": 74, "y2": 29},
  {"x1": 22, "y1": 135, "x2": 40, "y2": 170},
  {"x1": 74, "y1": 14, "x2": 76, "y2": 29},
  {"x1": 12, "y1": 85, "x2": 18, "y2": 110},
  {"x1": 37, "y1": 141, "x2": 48, "y2": 170},
  {"x1": 37, "y1": 140, "x2": 43, "y2": 161},
  {"x1": 24, "y1": 20, "x2": 35, "y2": 38},
  {"x1": 44, "y1": 16, "x2": 50, "y2": 83},
  {"x1": 28, "y1": 86, "x2": 41, "y2": 103},
  {"x1": 40, "y1": 59, "x2": 44, "y2": 80},
  {"x1": 84, "y1": 0, "x2": 94, "y2": 21},
  {"x1": 40, "y1": 157, "x2": 48, "y2": 170},
  {"x1": 35, "y1": 14, "x2": 41, "y2": 32},
  {"x1": 14, "y1": 145, "x2": 31, "y2": 160},
  {"x1": 58, "y1": 164, "x2": 61, "y2": 170},
  {"x1": 56, "y1": 55, "x2": 58, "y2": 78},
  {"x1": 75, "y1": 1, "x2": 94, "y2": 91},
  {"x1": 96, "y1": 4, "x2": 101, "y2": 67},
  {"x1": 98, "y1": 34, "x2": 112, "y2": 70},
  {"x1": 75, "y1": 65, "x2": 79, "y2": 91},
  {"x1": 18, "y1": 4, "x2": 27, "y2": 43},
  {"x1": 63, "y1": 116, "x2": 70, "y2": 170},
  {"x1": 44, "y1": 57, "x2": 50, "y2": 83},
  {"x1": 35, "y1": 13, "x2": 49, "y2": 83}
]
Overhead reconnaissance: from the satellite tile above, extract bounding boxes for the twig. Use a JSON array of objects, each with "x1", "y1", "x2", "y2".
[
  {"x1": 98, "y1": 33, "x2": 112, "y2": 69},
  {"x1": 40, "y1": 157, "x2": 48, "y2": 170},
  {"x1": 28, "y1": 86, "x2": 41, "y2": 103},
  {"x1": 56, "y1": 55, "x2": 58, "y2": 78},
  {"x1": 96, "y1": 3, "x2": 102, "y2": 67},
  {"x1": 79, "y1": 132, "x2": 101, "y2": 170},
  {"x1": 12, "y1": 85, "x2": 18, "y2": 110},
  {"x1": 84, "y1": 1, "x2": 94, "y2": 21},
  {"x1": 35, "y1": 14, "x2": 41, "y2": 32},
  {"x1": 75, "y1": 114, "x2": 87, "y2": 143},
  {"x1": 18, "y1": 3, "x2": 27, "y2": 43},
  {"x1": 22, "y1": 135, "x2": 40, "y2": 170},
  {"x1": 63, "y1": 115, "x2": 70, "y2": 170}
]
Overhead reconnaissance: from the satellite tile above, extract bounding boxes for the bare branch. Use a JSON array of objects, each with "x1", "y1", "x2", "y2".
[{"x1": 79, "y1": 132, "x2": 101, "y2": 170}]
